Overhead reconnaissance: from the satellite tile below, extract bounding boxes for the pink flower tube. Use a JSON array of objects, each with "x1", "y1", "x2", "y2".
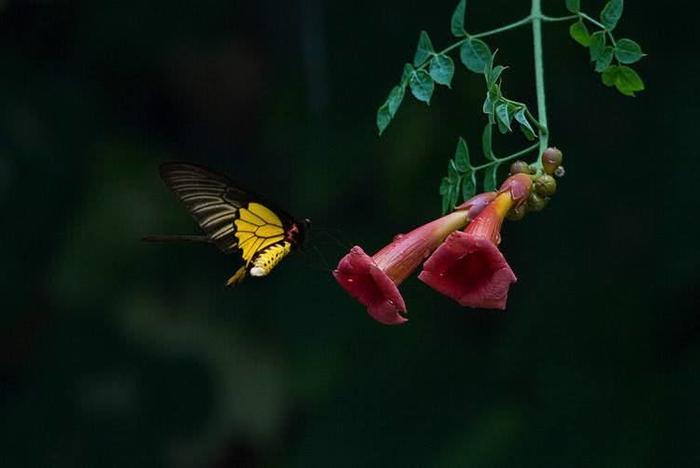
[
  {"x1": 333, "y1": 193, "x2": 496, "y2": 325},
  {"x1": 418, "y1": 174, "x2": 532, "y2": 310}
]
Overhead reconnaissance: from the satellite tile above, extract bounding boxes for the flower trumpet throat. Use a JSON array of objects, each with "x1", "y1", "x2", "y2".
[
  {"x1": 418, "y1": 174, "x2": 532, "y2": 310},
  {"x1": 333, "y1": 193, "x2": 495, "y2": 325}
]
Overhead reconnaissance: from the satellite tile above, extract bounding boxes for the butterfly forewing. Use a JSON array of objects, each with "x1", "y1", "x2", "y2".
[{"x1": 160, "y1": 163, "x2": 247, "y2": 253}]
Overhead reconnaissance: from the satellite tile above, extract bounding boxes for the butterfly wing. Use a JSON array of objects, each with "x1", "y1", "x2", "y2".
[
  {"x1": 160, "y1": 162, "x2": 246, "y2": 253},
  {"x1": 159, "y1": 162, "x2": 301, "y2": 285}
]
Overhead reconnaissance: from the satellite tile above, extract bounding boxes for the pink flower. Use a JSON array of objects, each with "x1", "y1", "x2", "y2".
[
  {"x1": 333, "y1": 193, "x2": 496, "y2": 325},
  {"x1": 418, "y1": 174, "x2": 532, "y2": 310}
]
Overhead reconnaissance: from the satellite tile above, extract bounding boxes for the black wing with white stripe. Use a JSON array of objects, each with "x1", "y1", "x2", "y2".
[{"x1": 159, "y1": 162, "x2": 249, "y2": 254}]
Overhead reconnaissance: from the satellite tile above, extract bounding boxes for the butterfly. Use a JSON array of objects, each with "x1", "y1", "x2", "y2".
[{"x1": 147, "y1": 162, "x2": 311, "y2": 286}]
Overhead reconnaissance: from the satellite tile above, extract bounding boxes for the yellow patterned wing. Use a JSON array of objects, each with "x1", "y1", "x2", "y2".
[
  {"x1": 224, "y1": 203, "x2": 290, "y2": 286},
  {"x1": 234, "y1": 202, "x2": 286, "y2": 263}
]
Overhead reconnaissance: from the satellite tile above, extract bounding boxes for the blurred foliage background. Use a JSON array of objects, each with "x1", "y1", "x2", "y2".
[{"x1": 0, "y1": 0, "x2": 698, "y2": 466}]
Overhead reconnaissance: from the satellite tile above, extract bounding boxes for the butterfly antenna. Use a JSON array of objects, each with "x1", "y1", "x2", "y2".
[
  {"x1": 314, "y1": 226, "x2": 352, "y2": 250},
  {"x1": 142, "y1": 235, "x2": 212, "y2": 244},
  {"x1": 310, "y1": 243, "x2": 332, "y2": 272}
]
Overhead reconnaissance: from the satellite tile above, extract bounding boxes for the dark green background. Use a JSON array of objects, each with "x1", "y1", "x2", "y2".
[{"x1": 1, "y1": 0, "x2": 697, "y2": 466}]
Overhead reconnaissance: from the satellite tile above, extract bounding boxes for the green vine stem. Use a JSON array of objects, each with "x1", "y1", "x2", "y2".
[
  {"x1": 531, "y1": 0, "x2": 549, "y2": 171},
  {"x1": 410, "y1": 5, "x2": 576, "y2": 172},
  {"x1": 414, "y1": 13, "x2": 576, "y2": 76},
  {"x1": 380, "y1": 0, "x2": 646, "y2": 211},
  {"x1": 472, "y1": 142, "x2": 540, "y2": 171}
]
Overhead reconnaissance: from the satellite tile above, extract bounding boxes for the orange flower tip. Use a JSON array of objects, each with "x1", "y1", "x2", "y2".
[
  {"x1": 333, "y1": 246, "x2": 408, "y2": 325},
  {"x1": 418, "y1": 232, "x2": 517, "y2": 310},
  {"x1": 499, "y1": 173, "x2": 532, "y2": 204},
  {"x1": 454, "y1": 192, "x2": 497, "y2": 218}
]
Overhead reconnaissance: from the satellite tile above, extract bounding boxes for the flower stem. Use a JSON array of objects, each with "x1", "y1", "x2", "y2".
[
  {"x1": 472, "y1": 142, "x2": 539, "y2": 171},
  {"x1": 531, "y1": 0, "x2": 549, "y2": 169},
  {"x1": 472, "y1": 15, "x2": 533, "y2": 39}
]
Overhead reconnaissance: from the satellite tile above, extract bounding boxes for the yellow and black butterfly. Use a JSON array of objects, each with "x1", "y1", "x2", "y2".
[{"x1": 146, "y1": 162, "x2": 310, "y2": 286}]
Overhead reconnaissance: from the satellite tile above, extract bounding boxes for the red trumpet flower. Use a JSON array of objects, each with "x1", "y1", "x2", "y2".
[
  {"x1": 333, "y1": 193, "x2": 495, "y2": 325},
  {"x1": 418, "y1": 174, "x2": 532, "y2": 309}
]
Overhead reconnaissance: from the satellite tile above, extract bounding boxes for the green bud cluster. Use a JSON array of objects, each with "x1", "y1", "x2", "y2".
[{"x1": 505, "y1": 147, "x2": 563, "y2": 221}]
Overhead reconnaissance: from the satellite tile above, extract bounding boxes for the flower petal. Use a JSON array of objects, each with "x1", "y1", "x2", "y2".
[
  {"x1": 418, "y1": 232, "x2": 517, "y2": 310},
  {"x1": 333, "y1": 246, "x2": 407, "y2": 325}
]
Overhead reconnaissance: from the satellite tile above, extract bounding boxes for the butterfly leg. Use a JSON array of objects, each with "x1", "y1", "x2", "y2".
[{"x1": 226, "y1": 266, "x2": 247, "y2": 286}]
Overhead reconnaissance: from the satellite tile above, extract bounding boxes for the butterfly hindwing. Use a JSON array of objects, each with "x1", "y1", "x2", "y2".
[{"x1": 234, "y1": 202, "x2": 286, "y2": 263}]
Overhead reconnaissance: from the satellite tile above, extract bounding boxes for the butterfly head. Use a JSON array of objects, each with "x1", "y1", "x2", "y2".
[{"x1": 285, "y1": 218, "x2": 312, "y2": 250}]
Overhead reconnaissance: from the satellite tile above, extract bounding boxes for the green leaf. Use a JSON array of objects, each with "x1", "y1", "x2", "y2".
[
  {"x1": 462, "y1": 171, "x2": 476, "y2": 200},
  {"x1": 377, "y1": 104, "x2": 392, "y2": 135},
  {"x1": 600, "y1": 65, "x2": 645, "y2": 95},
  {"x1": 569, "y1": 20, "x2": 591, "y2": 47},
  {"x1": 589, "y1": 31, "x2": 606, "y2": 62},
  {"x1": 495, "y1": 102, "x2": 511, "y2": 133},
  {"x1": 566, "y1": 0, "x2": 580, "y2": 13},
  {"x1": 613, "y1": 65, "x2": 645, "y2": 96},
  {"x1": 401, "y1": 63, "x2": 415, "y2": 85},
  {"x1": 595, "y1": 46, "x2": 614, "y2": 72},
  {"x1": 600, "y1": 0, "x2": 624, "y2": 30},
  {"x1": 484, "y1": 164, "x2": 498, "y2": 192},
  {"x1": 443, "y1": 170, "x2": 461, "y2": 213},
  {"x1": 453, "y1": 137, "x2": 471, "y2": 172},
  {"x1": 601, "y1": 66, "x2": 618, "y2": 87},
  {"x1": 514, "y1": 108, "x2": 536, "y2": 140},
  {"x1": 615, "y1": 38, "x2": 644, "y2": 64},
  {"x1": 488, "y1": 65, "x2": 506, "y2": 87},
  {"x1": 448, "y1": 159, "x2": 459, "y2": 180},
  {"x1": 414, "y1": 31, "x2": 435, "y2": 67},
  {"x1": 450, "y1": 0, "x2": 467, "y2": 37},
  {"x1": 377, "y1": 85, "x2": 406, "y2": 134},
  {"x1": 439, "y1": 177, "x2": 450, "y2": 195},
  {"x1": 483, "y1": 51, "x2": 493, "y2": 78},
  {"x1": 429, "y1": 54, "x2": 455, "y2": 87},
  {"x1": 387, "y1": 85, "x2": 405, "y2": 116},
  {"x1": 482, "y1": 123, "x2": 494, "y2": 160},
  {"x1": 409, "y1": 70, "x2": 435, "y2": 103},
  {"x1": 482, "y1": 93, "x2": 494, "y2": 115},
  {"x1": 442, "y1": 184, "x2": 455, "y2": 214},
  {"x1": 460, "y1": 38, "x2": 491, "y2": 74}
]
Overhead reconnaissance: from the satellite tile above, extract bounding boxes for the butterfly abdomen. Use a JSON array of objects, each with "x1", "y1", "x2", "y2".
[{"x1": 250, "y1": 242, "x2": 292, "y2": 277}]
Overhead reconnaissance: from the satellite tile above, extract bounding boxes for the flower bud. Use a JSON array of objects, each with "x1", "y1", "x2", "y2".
[
  {"x1": 542, "y1": 147, "x2": 563, "y2": 174},
  {"x1": 527, "y1": 192, "x2": 548, "y2": 212},
  {"x1": 506, "y1": 204, "x2": 526, "y2": 221},
  {"x1": 534, "y1": 174, "x2": 557, "y2": 197},
  {"x1": 509, "y1": 160, "x2": 530, "y2": 175}
]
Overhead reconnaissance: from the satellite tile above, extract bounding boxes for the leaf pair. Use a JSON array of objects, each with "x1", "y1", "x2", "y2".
[
  {"x1": 414, "y1": 31, "x2": 456, "y2": 87},
  {"x1": 602, "y1": 66, "x2": 645, "y2": 96},
  {"x1": 568, "y1": 0, "x2": 645, "y2": 96}
]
